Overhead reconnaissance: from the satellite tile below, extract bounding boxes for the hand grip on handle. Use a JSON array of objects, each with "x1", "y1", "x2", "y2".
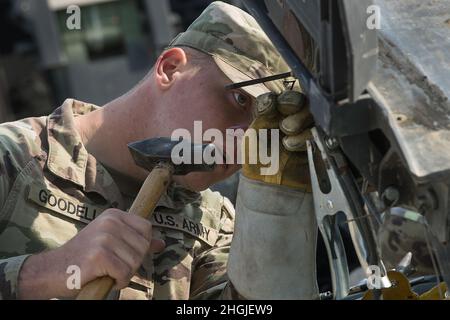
[{"x1": 76, "y1": 164, "x2": 173, "y2": 300}]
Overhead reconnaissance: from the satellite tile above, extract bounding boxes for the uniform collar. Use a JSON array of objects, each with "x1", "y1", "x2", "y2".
[
  {"x1": 46, "y1": 99, "x2": 124, "y2": 208},
  {"x1": 46, "y1": 99, "x2": 93, "y2": 188},
  {"x1": 159, "y1": 182, "x2": 202, "y2": 210}
]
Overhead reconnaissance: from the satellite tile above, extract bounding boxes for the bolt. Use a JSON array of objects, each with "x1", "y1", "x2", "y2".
[
  {"x1": 326, "y1": 200, "x2": 334, "y2": 211},
  {"x1": 325, "y1": 137, "x2": 339, "y2": 150},
  {"x1": 382, "y1": 186, "x2": 400, "y2": 204}
]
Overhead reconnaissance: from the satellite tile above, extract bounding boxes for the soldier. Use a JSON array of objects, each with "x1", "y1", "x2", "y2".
[{"x1": 0, "y1": 2, "x2": 317, "y2": 299}]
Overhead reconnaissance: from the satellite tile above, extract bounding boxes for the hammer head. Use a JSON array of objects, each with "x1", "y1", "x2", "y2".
[{"x1": 128, "y1": 137, "x2": 216, "y2": 175}]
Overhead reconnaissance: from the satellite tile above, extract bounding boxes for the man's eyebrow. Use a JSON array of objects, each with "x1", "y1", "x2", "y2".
[{"x1": 225, "y1": 71, "x2": 293, "y2": 90}]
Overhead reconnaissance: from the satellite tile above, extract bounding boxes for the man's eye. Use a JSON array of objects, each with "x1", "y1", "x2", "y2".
[{"x1": 233, "y1": 91, "x2": 249, "y2": 107}]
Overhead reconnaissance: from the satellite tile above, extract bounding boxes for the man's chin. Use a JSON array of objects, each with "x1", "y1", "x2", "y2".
[{"x1": 172, "y1": 174, "x2": 208, "y2": 192}]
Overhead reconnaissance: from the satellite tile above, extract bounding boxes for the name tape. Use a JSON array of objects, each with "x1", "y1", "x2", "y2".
[
  {"x1": 151, "y1": 212, "x2": 218, "y2": 246},
  {"x1": 28, "y1": 183, "x2": 105, "y2": 224},
  {"x1": 28, "y1": 183, "x2": 218, "y2": 246}
]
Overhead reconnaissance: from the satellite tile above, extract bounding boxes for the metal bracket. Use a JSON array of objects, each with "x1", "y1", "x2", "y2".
[
  {"x1": 307, "y1": 128, "x2": 350, "y2": 299},
  {"x1": 308, "y1": 128, "x2": 391, "y2": 298}
]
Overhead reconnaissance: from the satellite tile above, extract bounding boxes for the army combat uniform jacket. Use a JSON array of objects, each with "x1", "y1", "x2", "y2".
[{"x1": 0, "y1": 99, "x2": 237, "y2": 300}]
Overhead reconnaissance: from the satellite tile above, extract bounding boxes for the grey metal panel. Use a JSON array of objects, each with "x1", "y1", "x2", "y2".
[
  {"x1": 65, "y1": 56, "x2": 148, "y2": 105},
  {"x1": 144, "y1": 0, "x2": 176, "y2": 54},
  {"x1": 374, "y1": 0, "x2": 450, "y2": 107},
  {"x1": 285, "y1": 0, "x2": 321, "y2": 42},
  {"x1": 23, "y1": 0, "x2": 64, "y2": 68},
  {"x1": 47, "y1": 0, "x2": 118, "y2": 10},
  {"x1": 268, "y1": 0, "x2": 377, "y2": 102},
  {"x1": 368, "y1": 0, "x2": 450, "y2": 181},
  {"x1": 0, "y1": 65, "x2": 13, "y2": 122},
  {"x1": 340, "y1": 0, "x2": 378, "y2": 101}
]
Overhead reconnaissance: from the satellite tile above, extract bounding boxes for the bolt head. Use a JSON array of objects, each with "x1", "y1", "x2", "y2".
[
  {"x1": 326, "y1": 200, "x2": 334, "y2": 211},
  {"x1": 325, "y1": 137, "x2": 339, "y2": 150}
]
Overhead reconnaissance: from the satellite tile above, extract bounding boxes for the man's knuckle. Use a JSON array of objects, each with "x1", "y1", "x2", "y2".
[
  {"x1": 104, "y1": 255, "x2": 126, "y2": 277},
  {"x1": 96, "y1": 233, "x2": 114, "y2": 247},
  {"x1": 118, "y1": 265, "x2": 132, "y2": 281},
  {"x1": 87, "y1": 247, "x2": 106, "y2": 263},
  {"x1": 98, "y1": 216, "x2": 119, "y2": 231}
]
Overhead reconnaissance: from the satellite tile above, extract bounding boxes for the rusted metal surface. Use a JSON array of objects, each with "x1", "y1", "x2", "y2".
[{"x1": 369, "y1": 0, "x2": 450, "y2": 182}]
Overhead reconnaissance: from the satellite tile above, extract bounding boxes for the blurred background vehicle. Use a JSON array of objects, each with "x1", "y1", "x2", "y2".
[
  {"x1": 0, "y1": 0, "x2": 243, "y2": 121},
  {"x1": 0, "y1": 0, "x2": 244, "y2": 203}
]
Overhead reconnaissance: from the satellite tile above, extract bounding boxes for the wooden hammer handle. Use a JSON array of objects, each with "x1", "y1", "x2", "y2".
[{"x1": 76, "y1": 165, "x2": 173, "y2": 300}]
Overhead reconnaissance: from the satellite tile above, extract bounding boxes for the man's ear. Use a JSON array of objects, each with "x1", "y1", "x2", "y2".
[{"x1": 155, "y1": 47, "x2": 188, "y2": 90}]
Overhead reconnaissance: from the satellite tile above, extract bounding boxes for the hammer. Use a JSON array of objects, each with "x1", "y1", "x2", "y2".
[{"x1": 76, "y1": 137, "x2": 215, "y2": 300}]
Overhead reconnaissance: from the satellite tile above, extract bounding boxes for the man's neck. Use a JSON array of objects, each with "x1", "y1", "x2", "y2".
[{"x1": 74, "y1": 82, "x2": 158, "y2": 182}]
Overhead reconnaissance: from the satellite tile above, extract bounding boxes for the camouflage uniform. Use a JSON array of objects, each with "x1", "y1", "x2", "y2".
[
  {"x1": 0, "y1": 99, "x2": 239, "y2": 300},
  {"x1": 0, "y1": 2, "x2": 289, "y2": 300}
]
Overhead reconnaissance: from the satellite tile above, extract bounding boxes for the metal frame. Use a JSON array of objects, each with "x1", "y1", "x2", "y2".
[{"x1": 243, "y1": 0, "x2": 450, "y2": 299}]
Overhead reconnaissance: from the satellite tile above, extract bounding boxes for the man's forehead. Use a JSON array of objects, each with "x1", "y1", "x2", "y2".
[{"x1": 188, "y1": 48, "x2": 289, "y2": 100}]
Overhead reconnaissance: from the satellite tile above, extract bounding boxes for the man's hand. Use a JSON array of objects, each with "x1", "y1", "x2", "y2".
[
  {"x1": 242, "y1": 90, "x2": 313, "y2": 191},
  {"x1": 18, "y1": 209, "x2": 165, "y2": 299}
]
